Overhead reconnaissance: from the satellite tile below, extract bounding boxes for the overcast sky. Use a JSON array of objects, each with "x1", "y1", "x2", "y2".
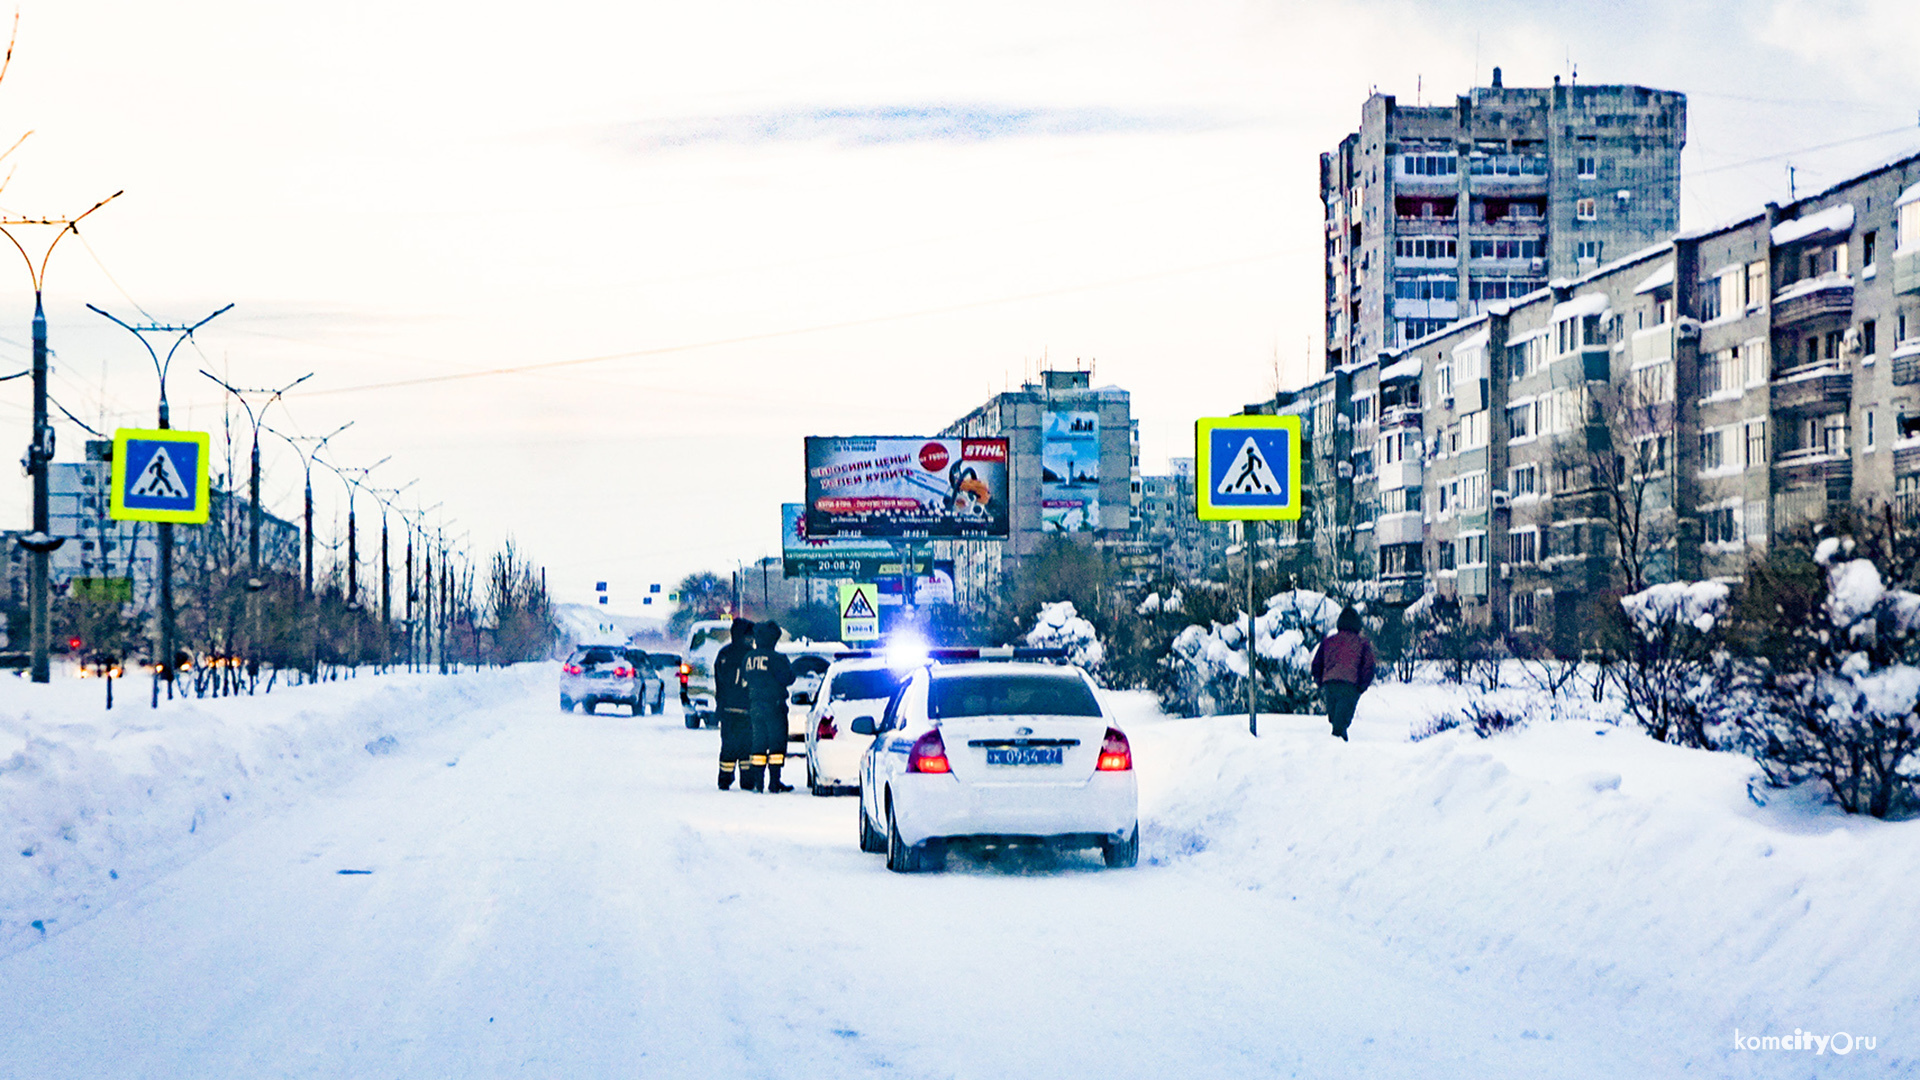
[{"x1": 1, "y1": 0, "x2": 1916, "y2": 613}]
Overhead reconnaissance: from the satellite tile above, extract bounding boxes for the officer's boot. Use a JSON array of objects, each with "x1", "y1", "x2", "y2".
[
  {"x1": 767, "y1": 764, "x2": 793, "y2": 793},
  {"x1": 742, "y1": 760, "x2": 764, "y2": 792},
  {"x1": 718, "y1": 763, "x2": 735, "y2": 790}
]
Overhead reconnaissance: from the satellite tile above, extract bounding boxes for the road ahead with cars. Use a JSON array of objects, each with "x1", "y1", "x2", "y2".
[{"x1": 1, "y1": 683, "x2": 1649, "y2": 1078}]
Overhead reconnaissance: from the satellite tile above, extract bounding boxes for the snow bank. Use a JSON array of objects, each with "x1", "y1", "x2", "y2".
[
  {"x1": 1, "y1": 665, "x2": 546, "y2": 958},
  {"x1": 1130, "y1": 699, "x2": 1920, "y2": 1069},
  {"x1": 1025, "y1": 601, "x2": 1105, "y2": 671}
]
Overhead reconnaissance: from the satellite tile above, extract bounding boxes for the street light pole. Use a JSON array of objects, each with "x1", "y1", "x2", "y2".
[
  {"x1": 265, "y1": 422, "x2": 351, "y2": 599},
  {"x1": 2, "y1": 193, "x2": 122, "y2": 683},
  {"x1": 87, "y1": 300, "x2": 231, "y2": 701}
]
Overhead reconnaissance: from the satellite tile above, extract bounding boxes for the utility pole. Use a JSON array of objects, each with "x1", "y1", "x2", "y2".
[
  {"x1": 87, "y1": 300, "x2": 229, "y2": 701},
  {"x1": 2, "y1": 194, "x2": 122, "y2": 683},
  {"x1": 203, "y1": 372, "x2": 309, "y2": 683},
  {"x1": 266, "y1": 422, "x2": 351, "y2": 598}
]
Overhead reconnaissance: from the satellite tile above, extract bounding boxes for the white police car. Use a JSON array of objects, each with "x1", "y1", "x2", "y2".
[
  {"x1": 803, "y1": 657, "x2": 904, "y2": 796},
  {"x1": 853, "y1": 660, "x2": 1137, "y2": 872}
]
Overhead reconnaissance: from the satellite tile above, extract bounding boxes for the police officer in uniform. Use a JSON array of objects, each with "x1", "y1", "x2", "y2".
[
  {"x1": 713, "y1": 618, "x2": 754, "y2": 790},
  {"x1": 742, "y1": 620, "x2": 796, "y2": 792}
]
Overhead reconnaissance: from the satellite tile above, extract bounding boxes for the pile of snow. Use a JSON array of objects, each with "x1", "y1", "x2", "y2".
[
  {"x1": 1126, "y1": 691, "x2": 1919, "y2": 1065},
  {"x1": 1166, "y1": 590, "x2": 1346, "y2": 714},
  {"x1": 1620, "y1": 579, "x2": 1729, "y2": 635},
  {"x1": 1025, "y1": 601, "x2": 1104, "y2": 671},
  {"x1": 1135, "y1": 589, "x2": 1184, "y2": 616},
  {"x1": 1, "y1": 665, "x2": 547, "y2": 958}
]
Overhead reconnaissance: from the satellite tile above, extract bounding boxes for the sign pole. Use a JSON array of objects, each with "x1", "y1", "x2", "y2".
[
  {"x1": 1247, "y1": 521, "x2": 1257, "y2": 737},
  {"x1": 159, "y1": 403, "x2": 176, "y2": 700}
]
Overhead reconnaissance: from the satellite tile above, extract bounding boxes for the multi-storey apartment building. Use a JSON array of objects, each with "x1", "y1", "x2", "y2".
[
  {"x1": 1270, "y1": 149, "x2": 1920, "y2": 655},
  {"x1": 1322, "y1": 71, "x2": 1686, "y2": 369}
]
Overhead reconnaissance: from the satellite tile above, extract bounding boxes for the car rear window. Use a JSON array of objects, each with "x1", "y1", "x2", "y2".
[
  {"x1": 830, "y1": 668, "x2": 903, "y2": 702},
  {"x1": 791, "y1": 655, "x2": 831, "y2": 677},
  {"x1": 574, "y1": 648, "x2": 622, "y2": 666},
  {"x1": 689, "y1": 628, "x2": 730, "y2": 650},
  {"x1": 928, "y1": 674, "x2": 1101, "y2": 719}
]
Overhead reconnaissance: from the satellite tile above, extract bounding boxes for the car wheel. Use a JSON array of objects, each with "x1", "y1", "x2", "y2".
[
  {"x1": 808, "y1": 759, "x2": 827, "y2": 797},
  {"x1": 886, "y1": 800, "x2": 943, "y2": 873},
  {"x1": 560, "y1": 694, "x2": 573, "y2": 712},
  {"x1": 582, "y1": 698, "x2": 597, "y2": 715},
  {"x1": 859, "y1": 796, "x2": 887, "y2": 852},
  {"x1": 1102, "y1": 822, "x2": 1140, "y2": 869}
]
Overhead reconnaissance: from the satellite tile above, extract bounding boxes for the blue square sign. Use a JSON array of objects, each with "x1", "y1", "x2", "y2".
[
  {"x1": 1195, "y1": 416, "x2": 1302, "y2": 521},
  {"x1": 110, "y1": 429, "x2": 211, "y2": 524}
]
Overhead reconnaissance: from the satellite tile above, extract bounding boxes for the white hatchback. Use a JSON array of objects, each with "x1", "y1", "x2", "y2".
[
  {"x1": 854, "y1": 661, "x2": 1138, "y2": 873},
  {"x1": 803, "y1": 658, "x2": 906, "y2": 796}
]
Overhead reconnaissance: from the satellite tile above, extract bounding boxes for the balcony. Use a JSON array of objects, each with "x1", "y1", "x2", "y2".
[
  {"x1": 1378, "y1": 576, "x2": 1425, "y2": 606},
  {"x1": 1771, "y1": 274, "x2": 1853, "y2": 327},
  {"x1": 1468, "y1": 216, "x2": 1549, "y2": 237},
  {"x1": 1893, "y1": 438, "x2": 1920, "y2": 477},
  {"x1": 1898, "y1": 250, "x2": 1920, "y2": 297},
  {"x1": 1375, "y1": 510, "x2": 1424, "y2": 545},
  {"x1": 1380, "y1": 404, "x2": 1420, "y2": 430},
  {"x1": 1770, "y1": 365, "x2": 1852, "y2": 415},
  {"x1": 1773, "y1": 449, "x2": 1852, "y2": 499}
]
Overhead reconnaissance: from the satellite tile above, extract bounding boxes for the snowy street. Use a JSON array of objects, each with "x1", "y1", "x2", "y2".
[{"x1": 2, "y1": 669, "x2": 1911, "y2": 1078}]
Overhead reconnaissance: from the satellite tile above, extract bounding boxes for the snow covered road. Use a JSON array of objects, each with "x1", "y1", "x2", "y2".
[{"x1": 0, "y1": 674, "x2": 1906, "y2": 1077}]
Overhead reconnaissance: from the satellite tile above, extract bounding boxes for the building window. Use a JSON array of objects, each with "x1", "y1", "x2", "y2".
[
  {"x1": 1438, "y1": 542, "x2": 1457, "y2": 571},
  {"x1": 1898, "y1": 474, "x2": 1920, "y2": 522},
  {"x1": 1469, "y1": 239, "x2": 1546, "y2": 260},
  {"x1": 1460, "y1": 532, "x2": 1488, "y2": 566},
  {"x1": 1576, "y1": 156, "x2": 1597, "y2": 179},
  {"x1": 1574, "y1": 240, "x2": 1601, "y2": 262},
  {"x1": 1864, "y1": 319, "x2": 1878, "y2": 358},
  {"x1": 1743, "y1": 340, "x2": 1767, "y2": 386},
  {"x1": 1401, "y1": 154, "x2": 1458, "y2": 177},
  {"x1": 1461, "y1": 410, "x2": 1489, "y2": 449},
  {"x1": 1510, "y1": 591, "x2": 1537, "y2": 630},
  {"x1": 1704, "y1": 504, "x2": 1742, "y2": 546},
  {"x1": 1576, "y1": 198, "x2": 1598, "y2": 221},
  {"x1": 1632, "y1": 360, "x2": 1675, "y2": 405},
  {"x1": 1459, "y1": 471, "x2": 1488, "y2": 511},
  {"x1": 1700, "y1": 428, "x2": 1725, "y2": 471},
  {"x1": 1382, "y1": 486, "x2": 1422, "y2": 514},
  {"x1": 1702, "y1": 348, "x2": 1739, "y2": 398},
  {"x1": 1867, "y1": 409, "x2": 1876, "y2": 450},
  {"x1": 1510, "y1": 462, "x2": 1537, "y2": 496},
  {"x1": 1506, "y1": 401, "x2": 1535, "y2": 440},
  {"x1": 1508, "y1": 529, "x2": 1538, "y2": 565},
  {"x1": 1395, "y1": 237, "x2": 1457, "y2": 259},
  {"x1": 1901, "y1": 199, "x2": 1920, "y2": 254},
  {"x1": 1864, "y1": 230, "x2": 1877, "y2": 268},
  {"x1": 1746, "y1": 420, "x2": 1767, "y2": 468},
  {"x1": 1435, "y1": 361, "x2": 1453, "y2": 398},
  {"x1": 1394, "y1": 276, "x2": 1459, "y2": 301},
  {"x1": 1633, "y1": 434, "x2": 1671, "y2": 476},
  {"x1": 1698, "y1": 280, "x2": 1722, "y2": 322}
]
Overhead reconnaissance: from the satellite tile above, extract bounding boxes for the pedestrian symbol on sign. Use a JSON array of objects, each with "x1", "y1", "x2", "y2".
[
  {"x1": 1217, "y1": 437, "x2": 1281, "y2": 496},
  {"x1": 129, "y1": 445, "x2": 189, "y2": 499},
  {"x1": 843, "y1": 588, "x2": 876, "y2": 620}
]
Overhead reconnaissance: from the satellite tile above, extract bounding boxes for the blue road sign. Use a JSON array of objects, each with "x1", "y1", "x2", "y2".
[
  {"x1": 1195, "y1": 415, "x2": 1302, "y2": 521},
  {"x1": 110, "y1": 428, "x2": 211, "y2": 524}
]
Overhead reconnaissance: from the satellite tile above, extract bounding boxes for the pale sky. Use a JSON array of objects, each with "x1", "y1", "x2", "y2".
[{"x1": 1, "y1": 0, "x2": 1916, "y2": 612}]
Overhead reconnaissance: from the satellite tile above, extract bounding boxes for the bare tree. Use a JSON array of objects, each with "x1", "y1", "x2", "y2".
[{"x1": 1557, "y1": 377, "x2": 1677, "y2": 594}]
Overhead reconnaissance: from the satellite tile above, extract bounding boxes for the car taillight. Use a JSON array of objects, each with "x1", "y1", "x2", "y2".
[
  {"x1": 907, "y1": 729, "x2": 950, "y2": 774},
  {"x1": 614, "y1": 666, "x2": 634, "y2": 678},
  {"x1": 816, "y1": 714, "x2": 837, "y2": 740},
  {"x1": 678, "y1": 663, "x2": 690, "y2": 685},
  {"x1": 563, "y1": 664, "x2": 583, "y2": 676},
  {"x1": 1096, "y1": 728, "x2": 1132, "y2": 772}
]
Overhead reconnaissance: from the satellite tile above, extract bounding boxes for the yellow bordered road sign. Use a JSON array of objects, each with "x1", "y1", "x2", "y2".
[
  {"x1": 1196, "y1": 415, "x2": 1302, "y2": 521},
  {"x1": 110, "y1": 428, "x2": 212, "y2": 524}
]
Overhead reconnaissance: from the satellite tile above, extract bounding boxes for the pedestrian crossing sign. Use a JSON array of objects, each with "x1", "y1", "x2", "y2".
[
  {"x1": 1196, "y1": 415, "x2": 1302, "y2": 521},
  {"x1": 838, "y1": 582, "x2": 880, "y2": 641},
  {"x1": 109, "y1": 428, "x2": 212, "y2": 524}
]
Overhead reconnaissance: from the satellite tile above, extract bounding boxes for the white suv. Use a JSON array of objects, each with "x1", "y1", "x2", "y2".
[{"x1": 854, "y1": 661, "x2": 1137, "y2": 872}]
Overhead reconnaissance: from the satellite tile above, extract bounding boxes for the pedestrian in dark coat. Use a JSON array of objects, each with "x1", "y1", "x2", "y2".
[
  {"x1": 714, "y1": 618, "x2": 754, "y2": 790},
  {"x1": 1310, "y1": 607, "x2": 1376, "y2": 741},
  {"x1": 742, "y1": 620, "x2": 796, "y2": 792}
]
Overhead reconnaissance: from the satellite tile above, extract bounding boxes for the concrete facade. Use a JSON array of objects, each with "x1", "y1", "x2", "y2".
[
  {"x1": 1273, "y1": 149, "x2": 1920, "y2": 655},
  {"x1": 1322, "y1": 73, "x2": 1685, "y2": 370}
]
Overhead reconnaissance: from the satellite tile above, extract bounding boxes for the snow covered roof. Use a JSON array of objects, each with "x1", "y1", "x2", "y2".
[
  {"x1": 1507, "y1": 327, "x2": 1549, "y2": 347},
  {"x1": 1552, "y1": 292, "x2": 1610, "y2": 320},
  {"x1": 1771, "y1": 203, "x2": 1854, "y2": 246},
  {"x1": 1897, "y1": 182, "x2": 1920, "y2": 209},
  {"x1": 1452, "y1": 330, "x2": 1489, "y2": 354},
  {"x1": 1379, "y1": 356, "x2": 1422, "y2": 382},
  {"x1": 1632, "y1": 263, "x2": 1674, "y2": 294}
]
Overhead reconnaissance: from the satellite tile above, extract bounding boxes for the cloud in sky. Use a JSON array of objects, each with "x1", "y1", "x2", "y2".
[{"x1": 607, "y1": 103, "x2": 1214, "y2": 152}]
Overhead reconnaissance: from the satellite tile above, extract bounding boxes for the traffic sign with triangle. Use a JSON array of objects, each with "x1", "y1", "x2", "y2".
[{"x1": 1217, "y1": 436, "x2": 1282, "y2": 495}]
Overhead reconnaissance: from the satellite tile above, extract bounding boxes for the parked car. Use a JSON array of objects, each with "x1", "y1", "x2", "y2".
[
  {"x1": 780, "y1": 641, "x2": 847, "y2": 744},
  {"x1": 855, "y1": 661, "x2": 1137, "y2": 873},
  {"x1": 803, "y1": 657, "x2": 904, "y2": 796},
  {"x1": 622, "y1": 648, "x2": 668, "y2": 714},
  {"x1": 559, "y1": 645, "x2": 644, "y2": 715},
  {"x1": 680, "y1": 620, "x2": 735, "y2": 729}
]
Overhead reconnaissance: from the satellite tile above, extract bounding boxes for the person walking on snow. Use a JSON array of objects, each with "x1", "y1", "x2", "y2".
[
  {"x1": 713, "y1": 618, "x2": 755, "y2": 790},
  {"x1": 742, "y1": 620, "x2": 796, "y2": 792},
  {"x1": 1310, "y1": 606, "x2": 1376, "y2": 741}
]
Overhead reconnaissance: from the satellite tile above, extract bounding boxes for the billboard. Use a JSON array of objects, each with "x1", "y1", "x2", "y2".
[
  {"x1": 805, "y1": 437, "x2": 1009, "y2": 540},
  {"x1": 1040, "y1": 410, "x2": 1100, "y2": 533},
  {"x1": 780, "y1": 503, "x2": 932, "y2": 579}
]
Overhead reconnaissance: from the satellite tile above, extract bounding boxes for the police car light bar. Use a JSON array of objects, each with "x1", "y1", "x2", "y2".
[{"x1": 833, "y1": 646, "x2": 1070, "y2": 662}]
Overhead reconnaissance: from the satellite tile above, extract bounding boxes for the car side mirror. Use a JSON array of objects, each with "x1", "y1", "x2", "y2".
[{"x1": 850, "y1": 716, "x2": 877, "y2": 736}]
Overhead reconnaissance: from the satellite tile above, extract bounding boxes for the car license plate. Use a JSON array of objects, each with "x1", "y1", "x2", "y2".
[{"x1": 986, "y1": 746, "x2": 1062, "y2": 767}]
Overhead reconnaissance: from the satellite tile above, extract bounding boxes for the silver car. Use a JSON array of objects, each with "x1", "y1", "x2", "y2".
[{"x1": 559, "y1": 645, "x2": 642, "y2": 715}]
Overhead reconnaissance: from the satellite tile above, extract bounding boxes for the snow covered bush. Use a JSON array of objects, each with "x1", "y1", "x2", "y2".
[
  {"x1": 1024, "y1": 601, "x2": 1105, "y2": 674},
  {"x1": 1614, "y1": 580, "x2": 1729, "y2": 748},
  {"x1": 1161, "y1": 590, "x2": 1344, "y2": 717},
  {"x1": 1724, "y1": 534, "x2": 1920, "y2": 818}
]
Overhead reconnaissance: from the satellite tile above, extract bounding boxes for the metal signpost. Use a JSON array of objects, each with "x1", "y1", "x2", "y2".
[{"x1": 1196, "y1": 415, "x2": 1303, "y2": 736}]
